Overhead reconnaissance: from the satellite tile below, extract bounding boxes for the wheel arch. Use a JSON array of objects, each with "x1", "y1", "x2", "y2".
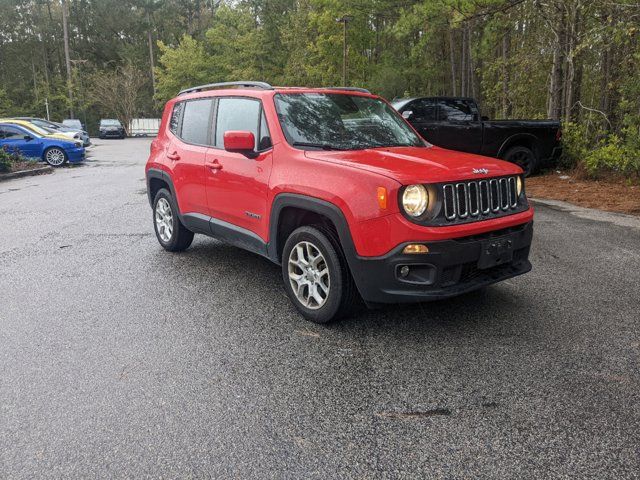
[
  {"x1": 42, "y1": 143, "x2": 68, "y2": 157},
  {"x1": 146, "y1": 168, "x2": 177, "y2": 209},
  {"x1": 497, "y1": 133, "x2": 539, "y2": 159},
  {"x1": 268, "y1": 194, "x2": 358, "y2": 266}
]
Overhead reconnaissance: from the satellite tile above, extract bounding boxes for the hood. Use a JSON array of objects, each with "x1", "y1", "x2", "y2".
[
  {"x1": 46, "y1": 133, "x2": 76, "y2": 141},
  {"x1": 304, "y1": 145, "x2": 522, "y2": 184}
]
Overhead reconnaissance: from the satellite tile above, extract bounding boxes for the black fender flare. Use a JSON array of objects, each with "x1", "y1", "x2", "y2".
[
  {"x1": 497, "y1": 133, "x2": 539, "y2": 159},
  {"x1": 267, "y1": 193, "x2": 359, "y2": 266},
  {"x1": 146, "y1": 168, "x2": 177, "y2": 209}
]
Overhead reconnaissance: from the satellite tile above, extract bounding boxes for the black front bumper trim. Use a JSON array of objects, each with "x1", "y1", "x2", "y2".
[{"x1": 348, "y1": 221, "x2": 533, "y2": 304}]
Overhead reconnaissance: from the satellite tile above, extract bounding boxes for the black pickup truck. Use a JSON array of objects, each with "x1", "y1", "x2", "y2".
[{"x1": 391, "y1": 97, "x2": 562, "y2": 176}]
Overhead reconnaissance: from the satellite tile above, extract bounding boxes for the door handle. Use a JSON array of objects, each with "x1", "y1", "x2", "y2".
[
  {"x1": 167, "y1": 151, "x2": 180, "y2": 161},
  {"x1": 208, "y1": 159, "x2": 223, "y2": 171}
]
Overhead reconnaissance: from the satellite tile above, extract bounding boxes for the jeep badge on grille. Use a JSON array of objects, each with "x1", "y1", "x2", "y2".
[{"x1": 473, "y1": 168, "x2": 489, "y2": 174}]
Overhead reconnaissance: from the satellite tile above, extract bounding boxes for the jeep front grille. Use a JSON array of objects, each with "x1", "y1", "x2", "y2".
[{"x1": 442, "y1": 176, "x2": 519, "y2": 222}]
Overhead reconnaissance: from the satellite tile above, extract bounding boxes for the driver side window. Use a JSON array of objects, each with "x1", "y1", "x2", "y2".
[
  {"x1": 215, "y1": 97, "x2": 261, "y2": 149},
  {"x1": 0, "y1": 126, "x2": 25, "y2": 140}
]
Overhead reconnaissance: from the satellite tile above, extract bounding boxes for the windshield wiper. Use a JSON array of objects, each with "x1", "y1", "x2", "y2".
[{"x1": 292, "y1": 141, "x2": 345, "y2": 151}]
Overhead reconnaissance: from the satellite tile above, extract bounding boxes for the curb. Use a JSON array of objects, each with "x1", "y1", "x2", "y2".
[
  {"x1": 0, "y1": 166, "x2": 53, "y2": 181},
  {"x1": 530, "y1": 197, "x2": 640, "y2": 229}
]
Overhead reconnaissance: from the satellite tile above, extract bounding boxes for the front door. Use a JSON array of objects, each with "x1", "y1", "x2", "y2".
[
  {"x1": 205, "y1": 97, "x2": 273, "y2": 241},
  {"x1": 0, "y1": 125, "x2": 42, "y2": 158}
]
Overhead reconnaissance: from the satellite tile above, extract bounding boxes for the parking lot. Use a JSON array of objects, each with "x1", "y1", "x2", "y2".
[{"x1": 1, "y1": 138, "x2": 639, "y2": 478}]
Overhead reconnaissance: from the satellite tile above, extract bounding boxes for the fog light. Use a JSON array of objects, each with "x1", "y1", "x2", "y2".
[
  {"x1": 402, "y1": 244, "x2": 429, "y2": 254},
  {"x1": 399, "y1": 266, "x2": 410, "y2": 277}
]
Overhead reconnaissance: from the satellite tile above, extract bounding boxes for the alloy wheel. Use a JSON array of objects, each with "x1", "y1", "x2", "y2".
[
  {"x1": 288, "y1": 241, "x2": 330, "y2": 310},
  {"x1": 155, "y1": 198, "x2": 174, "y2": 242},
  {"x1": 45, "y1": 148, "x2": 65, "y2": 166}
]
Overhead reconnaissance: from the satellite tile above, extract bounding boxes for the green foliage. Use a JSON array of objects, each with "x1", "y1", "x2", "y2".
[
  {"x1": 0, "y1": 89, "x2": 15, "y2": 117},
  {"x1": 562, "y1": 123, "x2": 640, "y2": 177},
  {"x1": 584, "y1": 136, "x2": 640, "y2": 177},
  {"x1": 2, "y1": 0, "x2": 640, "y2": 178},
  {"x1": 559, "y1": 122, "x2": 590, "y2": 169},
  {"x1": 0, "y1": 149, "x2": 12, "y2": 173},
  {"x1": 0, "y1": 146, "x2": 29, "y2": 173}
]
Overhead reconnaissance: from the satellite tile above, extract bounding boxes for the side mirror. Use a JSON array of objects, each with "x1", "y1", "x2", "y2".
[
  {"x1": 402, "y1": 110, "x2": 413, "y2": 120},
  {"x1": 223, "y1": 131, "x2": 255, "y2": 155},
  {"x1": 23, "y1": 135, "x2": 33, "y2": 141}
]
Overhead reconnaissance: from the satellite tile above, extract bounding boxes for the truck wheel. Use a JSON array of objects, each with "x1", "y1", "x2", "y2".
[
  {"x1": 504, "y1": 146, "x2": 537, "y2": 177},
  {"x1": 153, "y1": 188, "x2": 194, "y2": 252},
  {"x1": 282, "y1": 225, "x2": 357, "y2": 324}
]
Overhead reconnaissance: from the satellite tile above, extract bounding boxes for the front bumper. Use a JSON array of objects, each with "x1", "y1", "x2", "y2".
[
  {"x1": 349, "y1": 221, "x2": 533, "y2": 304},
  {"x1": 99, "y1": 130, "x2": 124, "y2": 138},
  {"x1": 67, "y1": 147, "x2": 86, "y2": 163}
]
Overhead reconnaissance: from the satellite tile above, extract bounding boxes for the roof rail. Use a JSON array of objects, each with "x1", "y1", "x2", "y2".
[
  {"x1": 324, "y1": 86, "x2": 371, "y2": 94},
  {"x1": 178, "y1": 81, "x2": 273, "y2": 96}
]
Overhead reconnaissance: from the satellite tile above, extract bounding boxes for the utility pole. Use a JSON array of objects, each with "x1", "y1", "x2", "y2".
[
  {"x1": 61, "y1": 0, "x2": 74, "y2": 118},
  {"x1": 336, "y1": 15, "x2": 353, "y2": 86},
  {"x1": 147, "y1": 10, "x2": 156, "y2": 96}
]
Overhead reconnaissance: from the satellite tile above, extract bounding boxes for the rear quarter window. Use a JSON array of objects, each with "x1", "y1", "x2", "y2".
[{"x1": 169, "y1": 102, "x2": 184, "y2": 135}]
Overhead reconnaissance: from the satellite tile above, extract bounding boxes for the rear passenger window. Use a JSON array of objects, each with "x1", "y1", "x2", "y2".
[
  {"x1": 169, "y1": 102, "x2": 184, "y2": 135},
  {"x1": 438, "y1": 99, "x2": 474, "y2": 122},
  {"x1": 180, "y1": 99, "x2": 213, "y2": 145},
  {"x1": 215, "y1": 98, "x2": 260, "y2": 148}
]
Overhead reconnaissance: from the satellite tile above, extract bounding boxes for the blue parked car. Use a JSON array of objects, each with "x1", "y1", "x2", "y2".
[{"x1": 0, "y1": 120, "x2": 85, "y2": 167}]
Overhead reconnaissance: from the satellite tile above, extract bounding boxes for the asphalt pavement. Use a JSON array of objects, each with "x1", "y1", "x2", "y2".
[{"x1": 1, "y1": 138, "x2": 639, "y2": 479}]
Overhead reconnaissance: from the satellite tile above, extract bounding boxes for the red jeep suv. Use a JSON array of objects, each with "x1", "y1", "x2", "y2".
[{"x1": 146, "y1": 81, "x2": 534, "y2": 323}]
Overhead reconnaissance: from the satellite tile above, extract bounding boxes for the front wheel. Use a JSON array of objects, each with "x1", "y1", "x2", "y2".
[
  {"x1": 504, "y1": 146, "x2": 537, "y2": 177},
  {"x1": 153, "y1": 188, "x2": 194, "y2": 252},
  {"x1": 43, "y1": 147, "x2": 67, "y2": 167},
  {"x1": 282, "y1": 225, "x2": 358, "y2": 324}
]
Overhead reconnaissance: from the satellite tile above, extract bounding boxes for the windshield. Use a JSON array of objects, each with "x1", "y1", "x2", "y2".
[
  {"x1": 274, "y1": 93, "x2": 426, "y2": 150},
  {"x1": 63, "y1": 120, "x2": 82, "y2": 128},
  {"x1": 100, "y1": 119, "x2": 121, "y2": 126}
]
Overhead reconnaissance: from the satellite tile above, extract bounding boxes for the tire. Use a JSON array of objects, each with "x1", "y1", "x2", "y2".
[
  {"x1": 282, "y1": 225, "x2": 358, "y2": 324},
  {"x1": 43, "y1": 147, "x2": 67, "y2": 167},
  {"x1": 504, "y1": 146, "x2": 537, "y2": 177},
  {"x1": 152, "y1": 188, "x2": 194, "y2": 252}
]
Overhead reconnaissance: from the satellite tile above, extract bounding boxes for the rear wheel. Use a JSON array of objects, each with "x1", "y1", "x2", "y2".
[
  {"x1": 282, "y1": 225, "x2": 357, "y2": 323},
  {"x1": 504, "y1": 146, "x2": 537, "y2": 177},
  {"x1": 43, "y1": 147, "x2": 67, "y2": 167},
  {"x1": 153, "y1": 188, "x2": 194, "y2": 252}
]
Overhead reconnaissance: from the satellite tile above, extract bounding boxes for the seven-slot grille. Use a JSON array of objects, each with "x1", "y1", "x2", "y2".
[{"x1": 442, "y1": 176, "x2": 519, "y2": 221}]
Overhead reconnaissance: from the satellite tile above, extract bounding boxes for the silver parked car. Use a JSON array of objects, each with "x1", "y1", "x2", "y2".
[{"x1": 16, "y1": 117, "x2": 91, "y2": 147}]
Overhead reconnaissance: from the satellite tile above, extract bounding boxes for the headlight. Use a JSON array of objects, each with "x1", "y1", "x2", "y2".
[
  {"x1": 516, "y1": 176, "x2": 523, "y2": 196},
  {"x1": 402, "y1": 184, "x2": 429, "y2": 217}
]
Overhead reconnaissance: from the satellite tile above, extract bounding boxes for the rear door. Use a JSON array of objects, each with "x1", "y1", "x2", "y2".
[
  {"x1": 401, "y1": 98, "x2": 439, "y2": 144},
  {"x1": 205, "y1": 96, "x2": 273, "y2": 240},
  {"x1": 435, "y1": 99, "x2": 483, "y2": 153},
  {"x1": 167, "y1": 98, "x2": 213, "y2": 215}
]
